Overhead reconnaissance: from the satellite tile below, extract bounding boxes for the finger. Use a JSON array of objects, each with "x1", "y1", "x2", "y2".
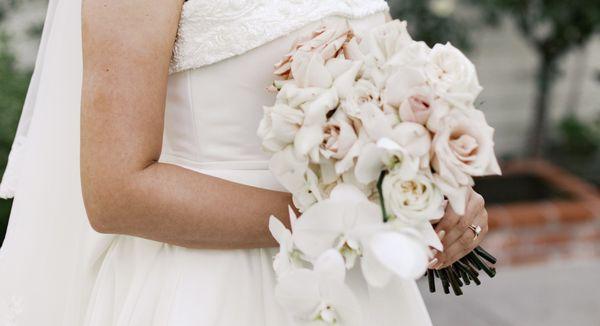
[
  {"x1": 440, "y1": 189, "x2": 483, "y2": 249},
  {"x1": 433, "y1": 206, "x2": 460, "y2": 241},
  {"x1": 441, "y1": 210, "x2": 475, "y2": 250},
  {"x1": 468, "y1": 190, "x2": 485, "y2": 214},
  {"x1": 437, "y1": 212, "x2": 488, "y2": 268}
]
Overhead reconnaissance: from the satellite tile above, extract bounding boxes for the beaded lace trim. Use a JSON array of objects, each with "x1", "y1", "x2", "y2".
[{"x1": 169, "y1": 0, "x2": 389, "y2": 73}]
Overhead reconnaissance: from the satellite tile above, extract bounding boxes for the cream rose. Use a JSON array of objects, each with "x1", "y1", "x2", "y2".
[
  {"x1": 383, "y1": 67, "x2": 434, "y2": 125},
  {"x1": 432, "y1": 109, "x2": 501, "y2": 214},
  {"x1": 274, "y1": 19, "x2": 353, "y2": 79},
  {"x1": 319, "y1": 110, "x2": 359, "y2": 160},
  {"x1": 382, "y1": 170, "x2": 445, "y2": 225},
  {"x1": 425, "y1": 43, "x2": 483, "y2": 108},
  {"x1": 387, "y1": 41, "x2": 431, "y2": 68},
  {"x1": 257, "y1": 104, "x2": 304, "y2": 153},
  {"x1": 340, "y1": 79, "x2": 380, "y2": 118}
]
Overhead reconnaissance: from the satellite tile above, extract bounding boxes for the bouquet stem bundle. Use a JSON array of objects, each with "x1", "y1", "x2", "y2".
[{"x1": 427, "y1": 246, "x2": 497, "y2": 296}]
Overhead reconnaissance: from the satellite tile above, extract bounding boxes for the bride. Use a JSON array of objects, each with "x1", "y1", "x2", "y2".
[{"x1": 0, "y1": 0, "x2": 489, "y2": 325}]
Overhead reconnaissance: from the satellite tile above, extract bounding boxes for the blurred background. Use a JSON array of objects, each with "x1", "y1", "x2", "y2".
[{"x1": 0, "y1": 0, "x2": 598, "y2": 325}]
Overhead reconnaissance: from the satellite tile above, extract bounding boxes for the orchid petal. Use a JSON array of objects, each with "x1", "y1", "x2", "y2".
[
  {"x1": 354, "y1": 143, "x2": 385, "y2": 184},
  {"x1": 370, "y1": 231, "x2": 429, "y2": 280},
  {"x1": 329, "y1": 183, "x2": 369, "y2": 203},
  {"x1": 361, "y1": 247, "x2": 394, "y2": 287},
  {"x1": 314, "y1": 249, "x2": 346, "y2": 282}
]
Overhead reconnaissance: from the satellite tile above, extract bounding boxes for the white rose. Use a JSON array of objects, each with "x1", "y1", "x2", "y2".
[
  {"x1": 361, "y1": 20, "x2": 413, "y2": 64},
  {"x1": 319, "y1": 110, "x2": 360, "y2": 173},
  {"x1": 361, "y1": 54, "x2": 389, "y2": 89},
  {"x1": 432, "y1": 109, "x2": 501, "y2": 214},
  {"x1": 425, "y1": 43, "x2": 483, "y2": 108},
  {"x1": 382, "y1": 170, "x2": 445, "y2": 225},
  {"x1": 340, "y1": 79, "x2": 381, "y2": 118},
  {"x1": 257, "y1": 104, "x2": 304, "y2": 153},
  {"x1": 387, "y1": 41, "x2": 431, "y2": 68},
  {"x1": 383, "y1": 67, "x2": 434, "y2": 125}
]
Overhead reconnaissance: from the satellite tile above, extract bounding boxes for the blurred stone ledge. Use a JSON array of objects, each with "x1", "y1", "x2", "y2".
[{"x1": 476, "y1": 159, "x2": 600, "y2": 265}]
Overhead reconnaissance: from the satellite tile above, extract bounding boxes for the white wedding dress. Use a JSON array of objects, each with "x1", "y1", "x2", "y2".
[{"x1": 0, "y1": 1, "x2": 432, "y2": 325}]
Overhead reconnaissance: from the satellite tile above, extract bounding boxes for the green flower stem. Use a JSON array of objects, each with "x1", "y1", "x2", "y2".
[{"x1": 376, "y1": 170, "x2": 389, "y2": 222}]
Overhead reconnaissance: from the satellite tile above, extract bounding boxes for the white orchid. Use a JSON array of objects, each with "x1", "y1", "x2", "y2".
[
  {"x1": 269, "y1": 146, "x2": 322, "y2": 212},
  {"x1": 275, "y1": 250, "x2": 363, "y2": 326},
  {"x1": 354, "y1": 122, "x2": 431, "y2": 184},
  {"x1": 290, "y1": 184, "x2": 437, "y2": 288},
  {"x1": 294, "y1": 89, "x2": 339, "y2": 162},
  {"x1": 269, "y1": 207, "x2": 306, "y2": 276},
  {"x1": 361, "y1": 228, "x2": 434, "y2": 286},
  {"x1": 292, "y1": 184, "x2": 382, "y2": 268}
]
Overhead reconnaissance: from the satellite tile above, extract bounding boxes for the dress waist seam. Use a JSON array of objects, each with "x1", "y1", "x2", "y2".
[{"x1": 159, "y1": 152, "x2": 270, "y2": 171}]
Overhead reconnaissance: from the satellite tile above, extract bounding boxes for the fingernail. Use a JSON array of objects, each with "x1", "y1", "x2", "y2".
[
  {"x1": 438, "y1": 230, "x2": 446, "y2": 240},
  {"x1": 428, "y1": 258, "x2": 438, "y2": 268}
]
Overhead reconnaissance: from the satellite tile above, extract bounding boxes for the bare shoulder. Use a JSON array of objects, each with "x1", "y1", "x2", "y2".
[{"x1": 82, "y1": 0, "x2": 184, "y2": 74}]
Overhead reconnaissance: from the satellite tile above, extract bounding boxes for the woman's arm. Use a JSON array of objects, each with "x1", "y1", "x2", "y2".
[{"x1": 81, "y1": 0, "x2": 292, "y2": 249}]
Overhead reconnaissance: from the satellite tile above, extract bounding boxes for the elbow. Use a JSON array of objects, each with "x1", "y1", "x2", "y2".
[
  {"x1": 81, "y1": 177, "x2": 131, "y2": 235},
  {"x1": 83, "y1": 197, "x2": 123, "y2": 234},
  {"x1": 86, "y1": 208, "x2": 119, "y2": 234}
]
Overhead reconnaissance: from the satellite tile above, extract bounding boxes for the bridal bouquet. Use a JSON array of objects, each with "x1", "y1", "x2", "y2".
[{"x1": 258, "y1": 18, "x2": 501, "y2": 324}]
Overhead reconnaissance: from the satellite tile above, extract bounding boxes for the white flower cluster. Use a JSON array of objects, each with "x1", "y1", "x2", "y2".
[{"x1": 258, "y1": 19, "x2": 501, "y2": 325}]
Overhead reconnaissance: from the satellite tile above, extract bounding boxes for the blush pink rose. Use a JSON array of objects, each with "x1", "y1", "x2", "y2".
[{"x1": 274, "y1": 20, "x2": 354, "y2": 79}]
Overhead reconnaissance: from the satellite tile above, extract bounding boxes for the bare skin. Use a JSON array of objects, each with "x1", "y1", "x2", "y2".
[
  {"x1": 430, "y1": 189, "x2": 489, "y2": 269},
  {"x1": 80, "y1": 0, "x2": 488, "y2": 258},
  {"x1": 81, "y1": 0, "x2": 293, "y2": 249}
]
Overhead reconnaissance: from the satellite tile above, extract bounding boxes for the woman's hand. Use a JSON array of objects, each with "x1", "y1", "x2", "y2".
[{"x1": 429, "y1": 189, "x2": 488, "y2": 269}]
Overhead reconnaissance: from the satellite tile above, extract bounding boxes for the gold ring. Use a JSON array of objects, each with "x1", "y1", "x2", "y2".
[{"x1": 468, "y1": 224, "x2": 482, "y2": 241}]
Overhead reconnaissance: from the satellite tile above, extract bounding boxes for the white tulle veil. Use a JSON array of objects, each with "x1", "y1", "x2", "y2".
[{"x1": 0, "y1": 0, "x2": 113, "y2": 323}]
